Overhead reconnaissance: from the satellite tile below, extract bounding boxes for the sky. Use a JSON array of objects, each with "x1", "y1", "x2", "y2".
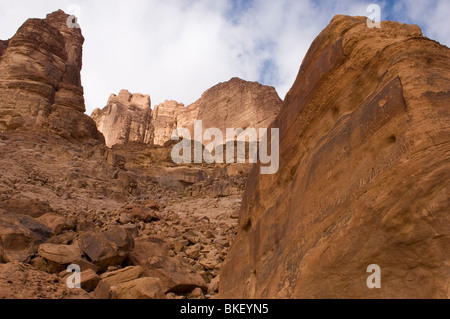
[{"x1": 0, "y1": 0, "x2": 449, "y2": 115}]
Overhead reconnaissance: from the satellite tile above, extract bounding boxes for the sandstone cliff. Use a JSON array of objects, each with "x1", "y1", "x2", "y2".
[
  {"x1": 0, "y1": 11, "x2": 249, "y2": 300},
  {"x1": 92, "y1": 77, "x2": 283, "y2": 147},
  {"x1": 0, "y1": 10, "x2": 103, "y2": 142},
  {"x1": 91, "y1": 90, "x2": 153, "y2": 147},
  {"x1": 220, "y1": 15, "x2": 450, "y2": 299},
  {"x1": 151, "y1": 100, "x2": 185, "y2": 146},
  {"x1": 177, "y1": 77, "x2": 283, "y2": 145}
]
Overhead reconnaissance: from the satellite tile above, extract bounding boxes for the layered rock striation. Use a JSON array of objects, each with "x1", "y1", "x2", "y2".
[
  {"x1": 91, "y1": 90, "x2": 153, "y2": 147},
  {"x1": 151, "y1": 100, "x2": 185, "y2": 146},
  {"x1": 92, "y1": 78, "x2": 283, "y2": 148},
  {"x1": 182, "y1": 77, "x2": 283, "y2": 144},
  {"x1": 0, "y1": 10, "x2": 103, "y2": 142},
  {"x1": 220, "y1": 15, "x2": 450, "y2": 299}
]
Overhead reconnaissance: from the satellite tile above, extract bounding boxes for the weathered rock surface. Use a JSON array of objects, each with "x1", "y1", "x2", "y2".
[
  {"x1": 127, "y1": 238, "x2": 207, "y2": 294},
  {"x1": 0, "y1": 210, "x2": 52, "y2": 262},
  {"x1": 92, "y1": 78, "x2": 282, "y2": 148},
  {"x1": 4, "y1": 9, "x2": 447, "y2": 300},
  {"x1": 37, "y1": 213, "x2": 75, "y2": 235},
  {"x1": 221, "y1": 15, "x2": 450, "y2": 299},
  {"x1": 91, "y1": 90, "x2": 153, "y2": 147},
  {"x1": 0, "y1": 199, "x2": 55, "y2": 218},
  {"x1": 0, "y1": 247, "x2": 5, "y2": 263},
  {"x1": 0, "y1": 127, "x2": 243, "y2": 298},
  {"x1": 79, "y1": 226, "x2": 134, "y2": 269},
  {"x1": 94, "y1": 265, "x2": 144, "y2": 298},
  {"x1": 151, "y1": 100, "x2": 185, "y2": 146},
  {"x1": 110, "y1": 277, "x2": 165, "y2": 299},
  {"x1": 38, "y1": 243, "x2": 81, "y2": 272},
  {"x1": 0, "y1": 10, "x2": 103, "y2": 142},
  {"x1": 0, "y1": 131, "x2": 138, "y2": 214},
  {"x1": 79, "y1": 269, "x2": 100, "y2": 292},
  {"x1": 0, "y1": 262, "x2": 91, "y2": 299},
  {"x1": 0, "y1": 40, "x2": 8, "y2": 57},
  {"x1": 179, "y1": 77, "x2": 283, "y2": 145}
]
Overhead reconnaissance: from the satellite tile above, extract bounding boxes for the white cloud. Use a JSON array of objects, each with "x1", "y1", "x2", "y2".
[
  {"x1": 392, "y1": 0, "x2": 450, "y2": 46},
  {"x1": 0, "y1": 0, "x2": 449, "y2": 115}
]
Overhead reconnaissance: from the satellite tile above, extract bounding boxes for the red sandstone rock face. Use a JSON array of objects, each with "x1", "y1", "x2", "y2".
[
  {"x1": 152, "y1": 100, "x2": 186, "y2": 146},
  {"x1": 0, "y1": 10, "x2": 247, "y2": 300},
  {"x1": 180, "y1": 77, "x2": 283, "y2": 144},
  {"x1": 0, "y1": 40, "x2": 8, "y2": 57},
  {"x1": 0, "y1": 10, "x2": 103, "y2": 142},
  {"x1": 91, "y1": 90, "x2": 153, "y2": 147},
  {"x1": 92, "y1": 78, "x2": 282, "y2": 148},
  {"x1": 220, "y1": 15, "x2": 450, "y2": 299}
]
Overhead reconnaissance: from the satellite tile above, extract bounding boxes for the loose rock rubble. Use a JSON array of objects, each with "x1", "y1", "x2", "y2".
[{"x1": 0, "y1": 129, "x2": 247, "y2": 299}]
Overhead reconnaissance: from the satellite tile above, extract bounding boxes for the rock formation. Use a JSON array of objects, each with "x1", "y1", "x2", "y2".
[
  {"x1": 151, "y1": 100, "x2": 185, "y2": 146},
  {"x1": 92, "y1": 78, "x2": 283, "y2": 148},
  {"x1": 0, "y1": 10, "x2": 103, "y2": 142},
  {"x1": 179, "y1": 77, "x2": 283, "y2": 145},
  {"x1": 2, "y1": 10, "x2": 449, "y2": 300},
  {"x1": 91, "y1": 90, "x2": 153, "y2": 147},
  {"x1": 220, "y1": 15, "x2": 450, "y2": 299},
  {"x1": 0, "y1": 11, "x2": 250, "y2": 300}
]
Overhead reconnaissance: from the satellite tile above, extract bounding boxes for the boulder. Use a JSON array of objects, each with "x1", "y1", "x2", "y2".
[
  {"x1": 188, "y1": 287, "x2": 205, "y2": 299},
  {"x1": 46, "y1": 232, "x2": 75, "y2": 245},
  {"x1": 38, "y1": 243, "x2": 82, "y2": 272},
  {"x1": 0, "y1": 262, "x2": 91, "y2": 299},
  {"x1": 79, "y1": 269, "x2": 100, "y2": 292},
  {"x1": 208, "y1": 275, "x2": 220, "y2": 294},
  {"x1": 185, "y1": 244, "x2": 201, "y2": 260},
  {"x1": 0, "y1": 210, "x2": 52, "y2": 262},
  {"x1": 173, "y1": 240, "x2": 189, "y2": 254},
  {"x1": 79, "y1": 226, "x2": 134, "y2": 269},
  {"x1": 37, "y1": 213, "x2": 75, "y2": 235},
  {"x1": 128, "y1": 238, "x2": 207, "y2": 294},
  {"x1": 111, "y1": 277, "x2": 165, "y2": 299},
  {"x1": 128, "y1": 207, "x2": 160, "y2": 223},
  {"x1": 94, "y1": 266, "x2": 143, "y2": 299},
  {"x1": 73, "y1": 259, "x2": 100, "y2": 274},
  {"x1": 101, "y1": 265, "x2": 144, "y2": 283}
]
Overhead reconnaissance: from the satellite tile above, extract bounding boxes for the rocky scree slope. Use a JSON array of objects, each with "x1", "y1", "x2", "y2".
[{"x1": 0, "y1": 10, "x2": 246, "y2": 299}]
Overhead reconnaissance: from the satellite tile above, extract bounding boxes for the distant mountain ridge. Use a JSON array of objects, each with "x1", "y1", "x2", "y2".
[{"x1": 91, "y1": 77, "x2": 283, "y2": 148}]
